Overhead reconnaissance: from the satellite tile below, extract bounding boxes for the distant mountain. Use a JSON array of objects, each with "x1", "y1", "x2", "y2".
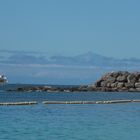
[
  {"x1": 0, "y1": 54, "x2": 48, "y2": 64},
  {"x1": 50, "y1": 52, "x2": 112, "y2": 66},
  {"x1": 0, "y1": 51, "x2": 140, "y2": 68},
  {"x1": 49, "y1": 52, "x2": 140, "y2": 68}
]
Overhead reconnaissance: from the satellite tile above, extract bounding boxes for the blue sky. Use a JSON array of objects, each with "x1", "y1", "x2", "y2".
[{"x1": 0, "y1": 0, "x2": 140, "y2": 58}]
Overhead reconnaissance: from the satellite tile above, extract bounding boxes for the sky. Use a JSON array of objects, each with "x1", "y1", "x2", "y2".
[
  {"x1": 0, "y1": 0, "x2": 140, "y2": 59},
  {"x1": 0, "y1": 0, "x2": 140, "y2": 84}
]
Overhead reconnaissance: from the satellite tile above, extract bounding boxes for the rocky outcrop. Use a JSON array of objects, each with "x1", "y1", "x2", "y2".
[
  {"x1": 93, "y1": 71, "x2": 140, "y2": 92},
  {"x1": 7, "y1": 85, "x2": 83, "y2": 92}
]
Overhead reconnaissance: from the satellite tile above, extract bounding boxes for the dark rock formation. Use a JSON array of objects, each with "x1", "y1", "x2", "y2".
[
  {"x1": 93, "y1": 71, "x2": 140, "y2": 92},
  {"x1": 7, "y1": 85, "x2": 83, "y2": 93}
]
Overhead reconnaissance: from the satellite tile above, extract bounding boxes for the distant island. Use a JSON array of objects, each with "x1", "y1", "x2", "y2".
[{"x1": 7, "y1": 71, "x2": 140, "y2": 92}]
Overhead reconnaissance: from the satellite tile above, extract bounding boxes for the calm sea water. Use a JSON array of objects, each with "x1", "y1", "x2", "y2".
[{"x1": 0, "y1": 84, "x2": 140, "y2": 140}]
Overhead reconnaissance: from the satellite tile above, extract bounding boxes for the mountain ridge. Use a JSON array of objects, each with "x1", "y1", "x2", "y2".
[{"x1": 0, "y1": 51, "x2": 140, "y2": 68}]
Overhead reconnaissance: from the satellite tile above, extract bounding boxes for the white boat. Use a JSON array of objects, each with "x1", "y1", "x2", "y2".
[{"x1": 0, "y1": 75, "x2": 8, "y2": 84}]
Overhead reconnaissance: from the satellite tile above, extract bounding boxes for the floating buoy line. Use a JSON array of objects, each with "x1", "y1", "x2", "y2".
[{"x1": 0, "y1": 100, "x2": 140, "y2": 106}]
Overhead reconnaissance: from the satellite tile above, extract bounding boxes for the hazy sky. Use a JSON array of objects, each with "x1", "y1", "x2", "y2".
[{"x1": 0, "y1": 0, "x2": 140, "y2": 58}]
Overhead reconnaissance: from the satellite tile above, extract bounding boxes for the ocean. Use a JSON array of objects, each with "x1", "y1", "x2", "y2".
[{"x1": 0, "y1": 84, "x2": 140, "y2": 140}]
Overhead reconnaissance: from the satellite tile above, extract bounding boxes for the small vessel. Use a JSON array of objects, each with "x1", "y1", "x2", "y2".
[{"x1": 0, "y1": 75, "x2": 8, "y2": 84}]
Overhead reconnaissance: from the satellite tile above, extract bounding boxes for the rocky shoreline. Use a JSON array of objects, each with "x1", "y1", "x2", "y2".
[{"x1": 7, "y1": 71, "x2": 140, "y2": 92}]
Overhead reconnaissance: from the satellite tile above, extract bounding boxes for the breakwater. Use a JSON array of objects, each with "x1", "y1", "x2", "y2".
[
  {"x1": 42, "y1": 100, "x2": 140, "y2": 104},
  {"x1": 93, "y1": 71, "x2": 140, "y2": 92},
  {"x1": 0, "y1": 101, "x2": 37, "y2": 106},
  {"x1": 7, "y1": 71, "x2": 140, "y2": 92},
  {"x1": 0, "y1": 100, "x2": 140, "y2": 105}
]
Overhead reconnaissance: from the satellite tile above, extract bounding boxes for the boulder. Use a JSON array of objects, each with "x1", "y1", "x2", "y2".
[
  {"x1": 94, "y1": 80, "x2": 102, "y2": 87},
  {"x1": 136, "y1": 88, "x2": 140, "y2": 91},
  {"x1": 106, "y1": 77, "x2": 116, "y2": 83},
  {"x1": 102, "y1": 73, "x2": 112, "y2": 80},
  {"x1": 111, "y1": 72, "x2": 119, "y2": 78},
  {"x1": 106, "y1": 83, "x2": 111, "y2": 88},
  {"x1": 116, "y1": 75, "x2": 127, "y2": 82},
  {"x1": 117, "y1": 82, "x2": 124, "y2": 88},
  {"x1": 125, "y1": 83, "x2": 135, "y2": 88},
  {"x1": 128, "y1": 88, "x2": 136, "y2": 92},
  {"x1": 127, "y1": 74, "x2": 137, "y2": 83},
  {"x1": 111, "y1": 83, "x2": 117, "y2": 88},
  {"x1": 135, "y1": 83, "x2": 140, "y2": 88},
  {"x1": 101, "y1": 81, "x2": 108, "y2": 87}
]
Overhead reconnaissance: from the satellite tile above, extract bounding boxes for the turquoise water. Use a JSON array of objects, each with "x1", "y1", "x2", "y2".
[
  {"x1": 0, "y1": 103, "x2": 140, "y2": 140},
  {"x1": 0, "y1": 84, "x2": 140, "y2": 140}
]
